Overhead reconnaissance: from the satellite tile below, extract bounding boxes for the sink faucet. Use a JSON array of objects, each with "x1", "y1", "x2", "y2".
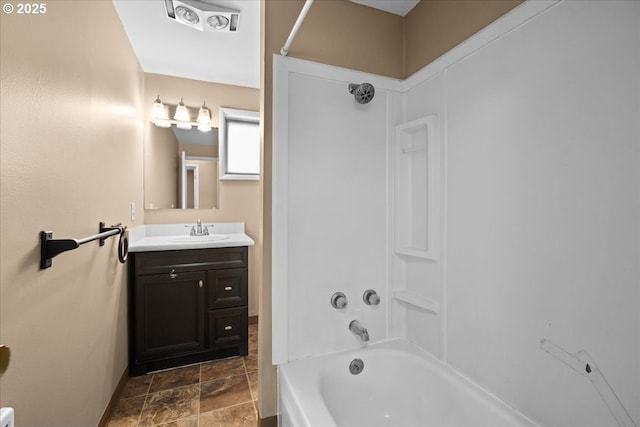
[
  {"x1": 190, "y1": 219, "x2": 209, "y2": 236},
  {"x1": 349, "y1": 320, "x2": 369, "y2": 342}
]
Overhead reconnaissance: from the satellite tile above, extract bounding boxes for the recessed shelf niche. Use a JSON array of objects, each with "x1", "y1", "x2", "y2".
[{"x1": 393, "y1": 115, "x2": 440, "y2": 261}]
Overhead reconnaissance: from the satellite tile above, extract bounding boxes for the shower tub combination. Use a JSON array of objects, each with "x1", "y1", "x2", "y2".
[{"x1": 279, "y1": 339, "x2": 538, "y2": 427}]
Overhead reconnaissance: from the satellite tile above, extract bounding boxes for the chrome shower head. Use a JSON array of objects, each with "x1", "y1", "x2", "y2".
[{"x1": 348, "y1": 82, "x2": 375, "y2": 104}]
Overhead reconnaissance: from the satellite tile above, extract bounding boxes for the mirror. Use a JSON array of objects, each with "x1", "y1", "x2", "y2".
[{"x1": 144, "y1": 119, "x2": 219, "y2": 209}]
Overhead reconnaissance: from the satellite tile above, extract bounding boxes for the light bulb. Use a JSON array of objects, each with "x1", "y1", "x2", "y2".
[
  {"x1": 175, "y1": 6, "x2": 199, "y2": 24},
  {"x1": 207, "y1": 15, "x2": 229, "y2": 31}
]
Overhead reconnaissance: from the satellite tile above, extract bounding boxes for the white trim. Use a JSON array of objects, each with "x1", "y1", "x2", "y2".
[
  {"x1": 186, "y1": 163, "x2": 200, "y2": 209},
  {"x1": 272, "y1": 55, "x2": 291, "y2": 365},
  {"x1": 219, "y1": 107, "x2": 260, "y2": 181},
  {"x1": 180, "y1": 151, "x2": 186, "y2": 209}
]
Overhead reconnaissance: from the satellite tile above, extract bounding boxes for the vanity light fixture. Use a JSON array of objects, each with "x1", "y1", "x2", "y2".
[
  {"x1": 151, "y1": 96, "x2": 214, "y2": 131},
  {"x1": 174, "y1": 98, "x2": 192, "y2": 129},
  {"x1": 197, "y1": 102, "x2": 212, "y2": 132}
]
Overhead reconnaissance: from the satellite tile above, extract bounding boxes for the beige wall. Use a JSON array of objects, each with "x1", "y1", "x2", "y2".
[
  {"x1": 283, "y1": 0, "x2": 404, "y2": 78},
  {"x1": 147, "y1": 122, "x2": 179, "y2": 208},
  {"x1": 404, "y1": 0, "x2": 523, "y2": 77},
  {"x1": 143, "y1": 73, "x2": 261, "y2": 317},
  {"x1": 0, "y1": 2, "x2": 144, "y2": 426},
  {"x1": 180, "y1": 143, "x2": 218, "y2": 158}
]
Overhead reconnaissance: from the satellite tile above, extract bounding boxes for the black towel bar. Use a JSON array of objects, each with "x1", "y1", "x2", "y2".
[{"x1": 40, "y1": 222, "x2": 128, "y2": 269}]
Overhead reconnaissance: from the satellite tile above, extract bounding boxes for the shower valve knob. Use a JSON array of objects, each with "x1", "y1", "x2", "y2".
[
  {"x1": 363, "y1": 289, "x2": 380, "y2": 306},
  {"x1": 331, "y1": 292, "x2": 348, "y2": 309}
]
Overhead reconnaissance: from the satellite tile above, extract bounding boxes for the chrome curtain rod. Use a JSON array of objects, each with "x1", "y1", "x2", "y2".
[{"x1": 280, "y1": 0, "x2": 314, "y2": 56}]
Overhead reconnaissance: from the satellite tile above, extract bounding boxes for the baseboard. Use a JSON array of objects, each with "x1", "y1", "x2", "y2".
[
  {"x1": 259, "y1": 414, "x2": 278, "y2": 427},
  {"x1": 97, "y1": 367, "x2": 128, "y2": 427}
]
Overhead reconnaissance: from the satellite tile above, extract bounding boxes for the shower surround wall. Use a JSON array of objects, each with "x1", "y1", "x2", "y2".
[
  {"x1": 272, "y1": 59, "x2": 403, "y2": 362},
  {"x1": 401, "y1": 1, "x2": 640, "y2": 425},
  {"x1": 274, "y1": 1, "x2": 639, "y2": 425}
]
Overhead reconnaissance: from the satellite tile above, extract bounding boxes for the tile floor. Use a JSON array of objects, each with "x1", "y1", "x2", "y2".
[{"x1": 108, "y1": 324, "x2": 259, "y2": 427}]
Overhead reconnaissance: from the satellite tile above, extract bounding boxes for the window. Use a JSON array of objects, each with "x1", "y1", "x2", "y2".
[{"x1": 219, "y1": 108, "x2": 260, "y2": 180}]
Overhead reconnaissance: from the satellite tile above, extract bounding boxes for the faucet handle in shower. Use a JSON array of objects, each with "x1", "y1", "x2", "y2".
[
  {"x1": 363, "y1": 289, "x2": 380, "y2": 306},
  {"x1": 331, "y1": 292, "x2": 348, "y2": 309}
]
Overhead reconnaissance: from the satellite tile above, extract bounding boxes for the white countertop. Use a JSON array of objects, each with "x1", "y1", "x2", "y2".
[{"x1": 128, "y1": 222, "x2": 254, "y2": 252}]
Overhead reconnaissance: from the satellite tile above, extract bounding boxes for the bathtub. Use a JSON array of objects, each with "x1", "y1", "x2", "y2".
[{"x1": 278, "y1": 339, "x2": 539, "y2": 427}]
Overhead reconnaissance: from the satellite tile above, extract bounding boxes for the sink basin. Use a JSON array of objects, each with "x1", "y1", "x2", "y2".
[{"x1": 168, "y1": 234, "x2": 229, "y2": 243}]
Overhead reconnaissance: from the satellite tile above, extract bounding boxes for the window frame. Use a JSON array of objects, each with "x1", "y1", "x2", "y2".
[{"x1": 218, "y1": 108, "x2": 260, "y2": 181}]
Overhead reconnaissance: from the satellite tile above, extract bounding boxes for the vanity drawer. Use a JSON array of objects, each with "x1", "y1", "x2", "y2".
[
  {"x1": 208, "y1": 307, "x2": 248, "y2": 348},
  {"x1": 135, "y1": 247, "x2": 247, "y2": 275},
  {"x1": 208, "y1": 268, "x2": 248, "y2": 309}
]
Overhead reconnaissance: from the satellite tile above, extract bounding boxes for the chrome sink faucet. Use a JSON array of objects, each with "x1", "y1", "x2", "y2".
[
  {"x1": 349, "y1": 320, "x2": 369, "y2": 342},
  {"x1": 190, "y1": 219, "x2": 209, "y2": 236}
]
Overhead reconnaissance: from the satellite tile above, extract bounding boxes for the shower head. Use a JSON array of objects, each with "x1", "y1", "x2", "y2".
[{"x1": 348, "y1": 83, "x2": 375, "y2": 104}]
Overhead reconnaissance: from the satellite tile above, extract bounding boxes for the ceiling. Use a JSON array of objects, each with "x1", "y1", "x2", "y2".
[
  {"x1": 112, "y1": 0, "x2": 260, "y2": 88},
  {"x1": 350, "y1": 0, "x2": 420, "y2": 16},
  {"x1": 112, "y1": 0, "x2": 419, "y2": 89}
]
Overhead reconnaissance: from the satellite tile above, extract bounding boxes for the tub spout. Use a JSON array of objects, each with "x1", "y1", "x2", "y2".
[{"x1": 349, "y1": 320, "x2": 369, "y2": 342}]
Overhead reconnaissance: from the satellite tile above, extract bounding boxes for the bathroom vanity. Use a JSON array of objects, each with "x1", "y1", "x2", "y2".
[{"x1": 127, "y1": 223, "x2": 254, "y2": 375}]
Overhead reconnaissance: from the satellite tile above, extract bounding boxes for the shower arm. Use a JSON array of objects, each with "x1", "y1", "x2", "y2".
[{"x1": 280, "y1": 0, "x2": 314, "y2": 56}]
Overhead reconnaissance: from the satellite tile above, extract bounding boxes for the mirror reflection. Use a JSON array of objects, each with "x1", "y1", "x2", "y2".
[{"x1": 144, "y1": 122, "x2": 219, "y2": 210}]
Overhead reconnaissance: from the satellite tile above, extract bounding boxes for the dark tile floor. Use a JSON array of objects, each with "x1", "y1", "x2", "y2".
[{"x1": 108, "y1": 324, "x2": 259, "y2": 427}]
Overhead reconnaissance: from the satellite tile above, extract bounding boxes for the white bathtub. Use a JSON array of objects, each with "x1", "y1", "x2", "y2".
[{"x1": 278, "y1": 339, "x2": 539, "y2": 427}]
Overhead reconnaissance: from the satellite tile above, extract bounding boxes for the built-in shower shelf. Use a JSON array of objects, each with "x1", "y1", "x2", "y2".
[
  {"x1": 393, "y1": 115, "x2": 441, "y2": 262},
  {"x1": 393, "y1": 290, "x2": 440, "y2": 314}
]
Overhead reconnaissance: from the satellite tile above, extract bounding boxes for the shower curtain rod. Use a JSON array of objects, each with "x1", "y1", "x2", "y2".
[{"x1": 280, "y1": 0, "x2": 314, "y2": 56}]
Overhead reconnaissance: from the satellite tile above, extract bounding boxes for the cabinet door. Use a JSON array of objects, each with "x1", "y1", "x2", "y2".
[
  {"x1": 207, "y1": 268, "x2": 248, "y2": 309},
  {"x1": 135, "y1": 271, "x2": 206, "y2": 360}
]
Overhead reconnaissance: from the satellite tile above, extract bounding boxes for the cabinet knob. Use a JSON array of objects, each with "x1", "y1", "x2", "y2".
[
  {"x1": 224, "y1": 325, "x2": 233, "y2": 331},
  {"x1": 169, "y1": 269, "x2": 177, "y2": 279},
  {"x1": 224, "y1": 286, "x2": 233, "y2": 291},
  {"x1": 199, "y1": 280, "x2": 203, "y2": 288}
]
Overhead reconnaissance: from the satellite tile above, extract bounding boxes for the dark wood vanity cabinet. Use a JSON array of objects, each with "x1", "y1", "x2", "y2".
[{"x1": 129, "y1": 247, "x2": 249, "y2": 375}]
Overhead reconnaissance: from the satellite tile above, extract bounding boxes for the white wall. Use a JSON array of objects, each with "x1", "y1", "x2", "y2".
[
  {"x1": 272, "y1": 58, "x2": 402, "y2": 362},
  {"x1": 404, "y1": 1, "x2": 640, "y2": 425}
]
